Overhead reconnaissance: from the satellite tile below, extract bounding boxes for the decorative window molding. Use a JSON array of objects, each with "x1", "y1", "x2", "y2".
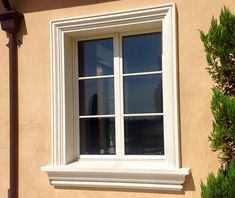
[
  {"x1": 43, "y1": 162, "x2": 189, "y2": 191},
  {"x1": 41, "y1": 3, "x2": 190, "y2": 191}
]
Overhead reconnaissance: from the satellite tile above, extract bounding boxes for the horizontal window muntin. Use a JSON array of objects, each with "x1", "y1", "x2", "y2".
[
  {"x1": 77, "y1": 71, "x2": 164, "y2": 80},
  {"x1": 78, "y1": 114, "x2": 164, "y2": 118},
  {"x1": 122, "y1": 71, "x2": 162, "y2": 77},
  {"x1": 76, "y1": 30, "x2": 165, "y2": 159},
  {"x1": 78, "y1": 154, "x2": 166, "y2": 160},
  {"x1": 77, "y1": 71, "x2": 163, "y2": 80},
  {"x1": 78, "y1": 75, "x2": 114, "y2": 80}
]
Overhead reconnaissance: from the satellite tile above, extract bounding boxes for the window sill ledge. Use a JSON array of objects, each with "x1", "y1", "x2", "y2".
[{"x1": 41, "y1": 164, "x2": 190, "y2": 191}]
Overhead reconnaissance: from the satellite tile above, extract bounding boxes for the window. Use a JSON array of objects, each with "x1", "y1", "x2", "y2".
[
  {"x1": 78, "y1": 32, "x2": 164, "y2": 158},
  {"x1": 42, "y1": 3, "x2": 190, "y2": 191}
]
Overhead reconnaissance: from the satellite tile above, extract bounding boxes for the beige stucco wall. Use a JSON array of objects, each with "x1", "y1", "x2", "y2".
[{"x1": 1, "y1": 0, "x2": 235, "y2": 197}]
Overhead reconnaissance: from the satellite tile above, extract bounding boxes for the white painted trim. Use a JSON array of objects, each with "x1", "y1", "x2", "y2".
[
  {"x1": 124, "y1": 113, "x2": 164, "y2": 117},
  {"x1": 42, "y1": 2, "x2": 191, "y2": 190},
  {"x1": 123, "y1": 71, "x2": 163, "y2": 76},
  {"x1": 78, "y1": 115, "x2": 115, "y2": 118},
  {"x1": 51, "y1": 181, "x2": 183, "y2": 191},
  {"x1": 42, "y1": 165, "x2": 190, "y2": 191},
  {"x1": 78, "y1": 75, "x2": 114, "y2": 80}
]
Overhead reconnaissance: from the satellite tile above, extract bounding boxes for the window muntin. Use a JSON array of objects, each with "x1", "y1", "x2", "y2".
[{"x1": 77, "y1": 31, "x2": 164, "y2": 157}]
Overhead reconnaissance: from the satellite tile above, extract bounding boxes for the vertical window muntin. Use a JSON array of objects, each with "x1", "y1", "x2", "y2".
[{"x1": 77, "y1": 30, "x2": 165, "y2": 159}]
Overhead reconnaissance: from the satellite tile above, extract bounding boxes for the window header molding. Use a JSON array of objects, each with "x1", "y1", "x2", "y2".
[
  {"x1": 51, "y1": 3, "x2": 174, "y2": 36},
  {"x1": 42, "y1": 3, "x2": 191, "y2": 191}
]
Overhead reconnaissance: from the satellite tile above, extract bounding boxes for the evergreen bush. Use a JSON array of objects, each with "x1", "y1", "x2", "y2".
[
  {"x1": 210, "y1": 88, "x2": 235, "y2": 166},
  {"x1": 200, "y1": 7, "x2": 235, "y2": 198},
  {"x1": 201, "y1": 160, "x2": 235, "y2": 198},
  {"x1": 200, "y1": 7, "x2": 235, "y2": 97}
]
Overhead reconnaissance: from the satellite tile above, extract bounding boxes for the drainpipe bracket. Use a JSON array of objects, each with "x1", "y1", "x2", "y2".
[{"x1": 0, "y1": 10, "x2": 23, "y2": 34}]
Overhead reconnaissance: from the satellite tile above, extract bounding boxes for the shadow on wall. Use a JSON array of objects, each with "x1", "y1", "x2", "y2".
[
  {"x1": 17, "y1": 14, "x2": 27, "y2": 44},
  {"x1": 10, "y1": 0, "x2": 120, "y2": 13},
  {"x1": 184, "y1": 173, "x2": 196, "y2": 192}
]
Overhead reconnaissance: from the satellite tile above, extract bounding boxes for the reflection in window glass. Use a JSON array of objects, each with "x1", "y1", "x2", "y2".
[
  {"x1": 124, "y1": 116, "x2": 164, "y2": 155},
  {"x1": 124, "y1": 74, "x2": 163, "y2": 114},
  {"x1": 79, "y1": 78, "x2": 114, "y2": 115},
  {"x1": 78, "y1": 38, "x2": 114, "y2": 77},
  {"x1": 78, "y1": 33, "x2": 165, "y2": 157},
  {"x1": 80, "y1": 117, "x2": 115, "y2": 155},
  {"x1": 122, "y1": 32, "x2": 162, "y2": 74}
]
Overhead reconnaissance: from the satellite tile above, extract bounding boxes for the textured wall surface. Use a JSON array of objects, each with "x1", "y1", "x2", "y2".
[{"x1": 0, "y1": 0, "x2": 235, "y2": 197}]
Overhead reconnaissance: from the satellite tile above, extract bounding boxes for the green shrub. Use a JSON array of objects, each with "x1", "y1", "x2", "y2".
[
  {"x1": 200, "y1": 7, "x2": 235, "y2": 198},
  {"x1": 200, "y1": 7, "x2": 235, "y2": 97},
  {"x1": 201, "y1": 160, "x2": 235, "y2": 198},
  {"x1": 210, "y1": 88, "x2": 235, "y2": 167}
]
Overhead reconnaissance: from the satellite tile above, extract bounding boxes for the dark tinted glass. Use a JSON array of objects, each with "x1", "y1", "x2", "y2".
[
  {"x1": 79, "y1": 78, "x2": 114, "y2": 115},
  {"x1": 78, "y1": 38, "x2": 114, "y2": 77},
  {"x1": 124, "y1": 74, "x2": 163, "y2": 114},
  {"x1": 124, "y1": 116, "x2": 164, "y2": 155},
  {"x1": 80, "y1": 117, "x2": 115, "y2": 155},
  {"x1": 122, "y1": 32, "x2": 162, "y2": 73}
]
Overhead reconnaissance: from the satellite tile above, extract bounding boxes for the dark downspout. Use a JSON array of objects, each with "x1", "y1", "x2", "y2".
[{"x1": 0, "y1": 2, "x2": 23, "y2": 198}]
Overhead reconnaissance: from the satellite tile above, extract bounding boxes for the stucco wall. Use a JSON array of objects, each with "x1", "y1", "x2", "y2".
[{"x1": 1, "y1": 0, "x2": 235, "y2": 197}]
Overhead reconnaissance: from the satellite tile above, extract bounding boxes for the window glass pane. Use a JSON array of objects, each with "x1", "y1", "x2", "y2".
[
  {"x1": 78, "y1": 38, "x2": 114, "y2": 77},
  {"x1": 79, "y1": 78, "x2": 114, "y2": 115},
  {"x1": 124, "y1": 74, "x2": 163, "y2": 114},
  {"x1": 80, "y1": 117, "x2": 115, "y2": 155},
  {"x1": 124, "y1": 116, "x2": 164, "y2": 155},
  {"x1": 122, "y1": 32, "x2": 162, "y2": 73}
]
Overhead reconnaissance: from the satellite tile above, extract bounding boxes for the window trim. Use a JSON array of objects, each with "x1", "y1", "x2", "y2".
[{"x1": 41, "y1": 3, "x2": 190, "y2": 191}]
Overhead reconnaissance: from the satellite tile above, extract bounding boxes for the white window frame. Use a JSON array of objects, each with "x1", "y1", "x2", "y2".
[
  {"x1": 76, "y1": 30, "x2": 164, "y2": 160},
  {"x1": 41, "y1": 3, "x2": 190, "y2": 191}
]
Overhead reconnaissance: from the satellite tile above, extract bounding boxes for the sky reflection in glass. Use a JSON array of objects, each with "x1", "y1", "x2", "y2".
[
  {"x1": 124, "y1": 74, "x2": 163, "y2": 114},
  {"x1": 122, "y1": 32, "x2": 162, "y2": 74},
  {"x1": 78, "y1": 38, "x2": 114, "y2": 77}
]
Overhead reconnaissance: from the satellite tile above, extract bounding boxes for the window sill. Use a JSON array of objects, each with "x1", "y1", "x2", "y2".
[{"x1": 41, "y1": 162, "x2": 190, "y2": 191}]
